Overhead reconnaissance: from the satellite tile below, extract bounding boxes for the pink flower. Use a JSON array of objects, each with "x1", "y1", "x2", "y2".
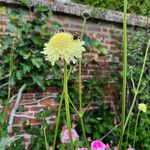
[
  {"x1": 105, "y1": 144, "x2": 110, "y2": 149},
  {"x1": 87, "y1": 136, "x2": 92, "y2": 142},
  {"x1": 91, "y1": 140, "x2": 106, "y2": 150},
  {"x1": 127, "y1": 148, "x2": 134, "y2": 150},
  {"x1": 61, "y1": 128, "x2": 79, "y2": 143},
  {"x1": 77, "y1": 148, "x2": 88, "y2": 150},
  {"x1": 113, "y1": 146, "x2": 118, "y2": 150}
]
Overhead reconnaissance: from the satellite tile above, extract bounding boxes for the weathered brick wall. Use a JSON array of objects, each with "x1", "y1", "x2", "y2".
[{"x1": 0, "y1": 0, "x2": 150, "y2": 140}]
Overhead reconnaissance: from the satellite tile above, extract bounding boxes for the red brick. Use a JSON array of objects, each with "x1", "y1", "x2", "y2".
[
  {"x1": 28, "y1": 118, "x2": 40, "y2": 124},
  {"x1": 29, "y1": 106, "x2": 45, "y2": 111},
  {"x1": 39, "y1": 99, "x2": 53, "y2": 106},
  {"x1": 105, "y1": 39, "x2": 117, "y2": 45},
  {"x1": 0, "y1": 21, "x2": 6, "y2": 25}
]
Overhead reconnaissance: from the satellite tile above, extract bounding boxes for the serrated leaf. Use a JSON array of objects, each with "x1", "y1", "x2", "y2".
[
  {"x1": 16, "y1": 70, "x2": 23, "y2": 80},
  {"x1": 31, "y1": 57, "x2": 43, "y2": 68},
  {"x1": 32, "y1": 75, "x2": 45, "y2": 90}
]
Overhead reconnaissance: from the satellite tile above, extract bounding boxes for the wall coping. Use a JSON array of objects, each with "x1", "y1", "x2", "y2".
[{"x1": 0, "y1": 0, "x2": 150, "y2": 28}]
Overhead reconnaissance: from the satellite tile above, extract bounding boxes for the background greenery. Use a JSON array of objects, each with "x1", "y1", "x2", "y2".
[{"x1": 73, "y1": 0, "x2": 150, "y2": 17}]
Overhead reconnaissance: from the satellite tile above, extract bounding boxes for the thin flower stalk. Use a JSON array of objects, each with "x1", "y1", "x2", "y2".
[
  {"x1": 133, "y1": 110, "x2": 140, "y2": 147},
  {"x1": 64, "y1": 60, "x2": 74, "y2": 150},
  {"x1": 118, "y1": 0, "x2": 127, "y2": 149},
  {"x1": 52, "y1": 66, "x2": 73, "y2": 150},
  {"x1": 79, "y1": 17, "x2": 89, "y2": 149}
]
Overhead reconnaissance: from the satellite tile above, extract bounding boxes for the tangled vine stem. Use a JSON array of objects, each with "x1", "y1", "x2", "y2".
[{"x1": 118, "y1": 0, "x2": 127, "y2": 149}]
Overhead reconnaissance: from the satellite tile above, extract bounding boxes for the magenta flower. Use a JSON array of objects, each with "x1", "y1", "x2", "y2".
[
  {"x1": 113, "y1": 146, "x2": 118, "y2": 150},
  {"x1": 61, "y1": 128, "x2": 79, "y2": 144},
  {"x1": 91, "y1": 140, "x2": 106, "y2": 150},
  {"x1": 127, "y1": 148, "x2": 134, "y2": 150},
  {"x1": 77, "y1": 148, "x2": 88, "y2": 150},
  {"x1": 105, "y1": 144, "x2": 110, "y2": 149}
]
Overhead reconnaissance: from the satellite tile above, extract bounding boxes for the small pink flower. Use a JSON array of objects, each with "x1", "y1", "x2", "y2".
[
  {"x1": 91, "y1": 140, "x2": 106, "y2": 150},
  {"x1": 113, "y1": 146, "x2": 118, "y2": 150},
  {"x1": 77, "y1": 148, "x2": 88, "y2": 150},
  {"x1": 105, "y1": 144, "x2": 110, "y2": 149},
  {"x1": 49, "y1": 146, "x2": 52, "y2": 150},
  {"x1": 87, "y1": 136, "x2": 92, "y2": 142},
  {"x1": 61, "y1": 128, "x2": 79, "y2": 144},
  {"x1": 127, "y1": 148, "x2": 134, "y2": 150}
]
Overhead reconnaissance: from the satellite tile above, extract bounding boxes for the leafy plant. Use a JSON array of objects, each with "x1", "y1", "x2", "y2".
[{"x1": 73, "y1": 0, "x2": 150, "y2": 17}]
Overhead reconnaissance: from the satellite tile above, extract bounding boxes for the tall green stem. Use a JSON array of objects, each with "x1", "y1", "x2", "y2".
[
  {"x1": 79, "y1": 17, "x2": 89, "y2": 149},
  {"x1": 52, "y1": 91, "x2": 64, "y2": 150},
  {"x1": 123, "y1": 39, "x2": 150, "y2": 132},
  {"x1": 64, "y1": 61, "x2": 74, "y2": 150},
  {"x1": 133, "y1": 110, "x2": 140, "y2": 148},
  {"x1": 52, "y1": 66, "x2": 73, "y2": 150},
  {"x1": 118, "y1": 0, "x2": 127, "y2": 149}
]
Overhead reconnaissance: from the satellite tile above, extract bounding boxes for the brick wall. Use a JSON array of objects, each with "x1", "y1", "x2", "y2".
[{"x1": 0, "y1": 0, "x2": 149, "y2": 145}]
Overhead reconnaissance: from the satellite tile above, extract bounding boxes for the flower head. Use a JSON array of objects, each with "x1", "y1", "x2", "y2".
[
  {"x1": 91, "y1": 140, "x2": 105, "y2": 150},
  {"x1": 42, "y1": 32, "x2": 85, "y2": 65},
  {"x1": 105, "y1": 144, "x2": 110, "y2": 149},
  {"x1": 138, "y1": 103, "x2": 147, "y2": 113},
  {"x1": 113, "y1": 146, "x2": 118, "y2": 150},
  {"x1": 61, "y1": 127, "x2": 79, "y2": 144},
  {"x1": 126, "y1": 148, "x2": 134, "y2": 150}
]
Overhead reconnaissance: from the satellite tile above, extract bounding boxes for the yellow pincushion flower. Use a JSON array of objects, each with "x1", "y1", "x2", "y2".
[
  {"x1": 138, "y1": 103, "x2": 147, "y2": 113},
  {"x1": 42, "y1": 32, "x2": 85, "y2": 65}
]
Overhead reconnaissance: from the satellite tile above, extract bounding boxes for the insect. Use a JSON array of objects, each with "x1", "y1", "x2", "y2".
[{"x1": 59, "y1": 28, "x2": 80, "y2": 40}]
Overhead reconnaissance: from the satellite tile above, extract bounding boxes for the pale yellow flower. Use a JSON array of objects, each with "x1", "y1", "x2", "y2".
[
  {"x1": 42, "y1": 32, "x2": 85, "y2": 65},
  {"x1": 138, "y1": 103, "x2": 147, "y2": 113}
]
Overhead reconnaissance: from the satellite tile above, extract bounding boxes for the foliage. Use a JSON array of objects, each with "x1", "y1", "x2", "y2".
[
  {"x1": 123, "y1": 29, "x2": 150, "y2": 149},
  {"x1": 73, "y1": 0, "x2": 150, "y2": 17},
  {"x1": 0, "y1": 3, "x2": 54, "y2": 99}
]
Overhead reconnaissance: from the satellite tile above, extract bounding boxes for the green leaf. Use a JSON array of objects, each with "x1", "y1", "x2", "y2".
[
  {"x1": 21, "y1": 63, "x2": 31, "y2": 74},
  {"x1": 100, "y1": 48, "x2": 108, "y2": 55},
  {"x1": 32, "y1": 75, "x2": 45, "y2": 90},
  {"x1": 83, "y1": 34, "x2": 93, "y2": 48},
  {"x1": 0, "y1": 7, "x2": 5, "y2": 13},
  {"x1": 6, "y1": 22, "x2": 16, "y2": 32},
  {"x1": 16, "y1": 70, "x2": 23, "y2": 80},
  {"x1": 31, "y1": 57, "x2": 43, "y2": 68},
  {"x1": 19, "y1": 0, "x2": 30, "y2": 5},
  {"x1": 51, "y1": 22, "x2": 62, "y2": 31}
]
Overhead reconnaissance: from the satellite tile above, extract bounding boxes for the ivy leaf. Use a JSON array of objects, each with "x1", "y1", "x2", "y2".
[
  {"x1": 32, "y1": 75, "x2": 45, "y2": 90},
  {"x1": 21, "y1": 63, "x2": 31, "y2": 74},
  {"x1": 51, "y1": 22, "x2": 62, "y2": 31},
  {"x1": 19, "y1": 0, "x2": 30, "y2": 5},
  {"x1": 83, "y1": 34, "x2": 93, "y2": 48},
  {"x1": 16, "y1": 70, "x2": 23, "y2": 80},
  {"x1": 2, "y1": 35, "x2": 13, "y2": 49},
  {"x1": 7, "y1": 22, "x2": 16, "y2": 32},
  {"x1": 31, "y1": 57, "x2": 43, "y2": 68},
  {"x1": 100, "y1": 48, "x2": 108, "y2": 55}
]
